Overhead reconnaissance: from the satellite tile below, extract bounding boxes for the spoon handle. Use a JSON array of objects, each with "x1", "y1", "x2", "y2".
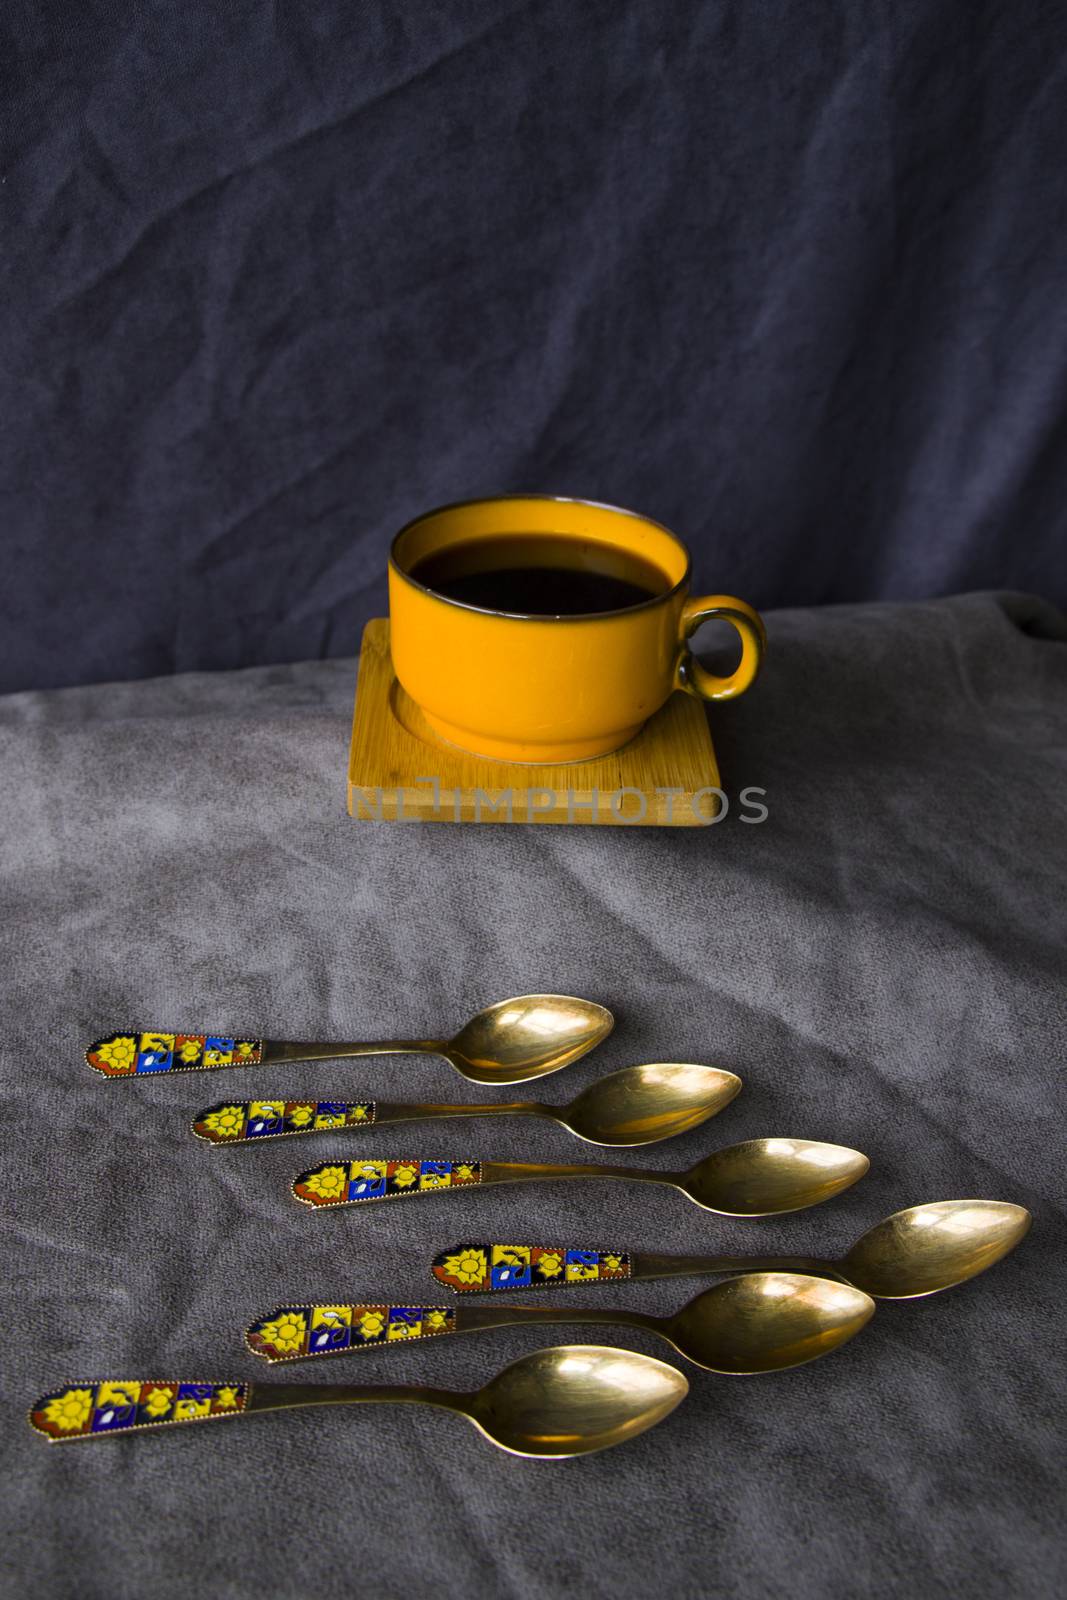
[
  {"x1": 292, "y1": 1157, "x2": 667, "y2": 1208},
  {"x1": 246, "y1": 1301, "x2": 652, "y2": 1363},
  {"x1": 85, "y1": 1030, "x2": 441, "y2": 1078},
  {"x1": 631, "y1": 1252, "x2": 830, "y2": 1281},
  {"x1": 427, "y1": 1242, "x2": 836, "y2": 1293},
  {"x1": 28, "y1": 1378, "x2": 461, "y2": 1441},
  {"x1": 193, "y1": 1098, "x2": 545, "y2": 1144},
  {"x1": 479, "y1": 1160, "x2": 665, "y2": 1186},
  {"x1": 432, "y1": 1242, "x2": 635, "y2": 1292}
]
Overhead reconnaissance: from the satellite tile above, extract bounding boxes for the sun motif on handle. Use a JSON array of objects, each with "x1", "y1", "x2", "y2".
[
  {"x1": 440, "y1": 1248, "x2": 488, "y2": 1286},
  {"x1": 302, "y1": 1165, "x2": 348, "y2": 1201},
  {"x1": 41, "y1": 1388, "x2": 94, "y2": 1433},
  {"x1": 202, "y1": 1105, "x2": 245, "y2": 1139},
  {"x1": 94, "y1": 1037, "x2": 137, "y2": 1073},
  {"x1": 256, "y1": 1313, "x2": 307, "y2": 1355}
]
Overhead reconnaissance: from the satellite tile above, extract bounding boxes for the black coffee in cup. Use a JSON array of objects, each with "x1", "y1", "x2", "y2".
[{"x1": 410, "y1": 533, "x2": 671, "y2": 616}]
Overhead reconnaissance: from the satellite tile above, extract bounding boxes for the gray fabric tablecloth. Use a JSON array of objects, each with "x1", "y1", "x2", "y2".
[{"x1": 2, "y1": 592, "x2": 1064, "y2": 1599}]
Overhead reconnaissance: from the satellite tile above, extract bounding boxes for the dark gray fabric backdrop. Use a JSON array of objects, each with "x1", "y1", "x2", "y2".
[
  {"x1": 3, "y1": 1, "x2": 1067, "y2": 694},
  {"x1": 1, "y1": 591, "x2": 1065, "y2": 1598}
]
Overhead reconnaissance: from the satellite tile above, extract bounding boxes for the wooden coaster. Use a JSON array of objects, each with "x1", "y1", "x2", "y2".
[{"x1": 347, "y1": 619, "x2": 721, "y2": 826}]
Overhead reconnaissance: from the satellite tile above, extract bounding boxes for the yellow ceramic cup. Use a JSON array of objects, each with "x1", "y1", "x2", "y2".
[{"x1": 389, "y1": 495, "x2": 765, "y2": 764}]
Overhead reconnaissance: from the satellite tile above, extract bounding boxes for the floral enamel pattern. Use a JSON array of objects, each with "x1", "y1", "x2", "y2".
[
  {"x1": 193, "y1": 1100, "x2": 374, "y2": 1142},
  {"x1": 86, "y1": 1032, "x2": 263, "y2": 1076},
  {"x1": 246, "y1": 1303, "x2": 457, "y2": 1361},
  {"x1": 431, "y1": 1243, "x2": 632, "y2": 1293},
  {"x1": 29, "y1": 1381, "x2": 248, "y2": 1440},
  {"x1": 292, "y1": 1159, "x2": 482, "y2": 1207}
]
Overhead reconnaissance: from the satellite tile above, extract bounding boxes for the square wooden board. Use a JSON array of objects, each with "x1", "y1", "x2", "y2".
[{"x1": 347, "y1": 619, "x2": 721, "y2": 825}]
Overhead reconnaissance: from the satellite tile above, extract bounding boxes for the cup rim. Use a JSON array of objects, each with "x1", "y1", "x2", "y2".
[{"x1": 389, "y1": 493, "x2": 691, "y2": 621}]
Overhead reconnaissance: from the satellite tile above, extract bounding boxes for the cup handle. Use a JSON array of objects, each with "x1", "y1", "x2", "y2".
[{"x1": 674, "y1": 595, "x2": 766, "y2": 702}]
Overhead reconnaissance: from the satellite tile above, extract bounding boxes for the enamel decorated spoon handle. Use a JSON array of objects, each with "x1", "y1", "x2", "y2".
[
  {"x1": 290, "y1": 1157, "x2": 667, "y2": 1207},
  {"x1": 28, "y1": 1378, "x2": 461, "y2": 1441},
  {"x1": 192, "y1": 1097, "x2": 545, "y2": 1143},
  {"x1": 245, "y1": 1300, "x2": 646, "y2": 1363},
  {"x1": 85, "y1": 1031, "x2": 442, "y2": 1077},
  {"x1": 429, "y1": 1241, "x2": 824, "y2": 1292}
]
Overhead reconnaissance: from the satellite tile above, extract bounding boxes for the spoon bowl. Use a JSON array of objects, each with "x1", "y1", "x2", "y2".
[
  {"x1": 666, "y1": 1272, "x2": 874, "y2": 1372},
  {"x1": 468, "y1": 1344, "x2": 689, "y2": 1457},
  {"x1": 683, "y1": 1138, "x2": 870, "y2": 1215},
  {"x1": 446, "y1": 994, "x2": 614, "y2": 1084},
  {"x1": 563, "y1": 1062, "x2": 742, "y2": 1146},
  {"x1": 841, "y1": 1199, "x2": 1032, "y2": 1299}
]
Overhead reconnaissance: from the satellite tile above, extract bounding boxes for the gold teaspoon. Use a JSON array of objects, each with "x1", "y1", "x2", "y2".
[
  {"x1": 85, "y1": 994, "x2": 614, "y2": 1086},
  {"x1": 429, "y1": 1201, "x2": 1032, "y2": 1300},
  {"x1": 29, "y1": 1345, "x2": 687, "y2": 1459},
  {"x1": 291, "y1": 1137, "x2": 869, "y2": 1216},
  {"x1": 192, "y1": 1062, "x2": 742, "y2": 1148},
  {"x1": 246, "y1": 1272, "x2": 874, "y2": 1373}
]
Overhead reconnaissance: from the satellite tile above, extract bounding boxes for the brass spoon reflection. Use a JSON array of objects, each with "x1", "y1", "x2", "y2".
[
  {"x1": 29, "y1": 1346, "x2": 687, "y2": 1459},
  {"x1": 293, "y1": 1137, "x2": 870, "y2": 1215},
  {"x1": 247, "y1": 1273, "x2": 874, "y2": 1374},
  {"x1": 630, "y1": 1198, "x2": 1032, "y2": 1299},
  {"x1": 432, "y1": 1201, "x2": 1032, "y2": 1301},
  {"x1": 193, "y1": 1063, "x2": 742, "y2": 1148},
  {"x1": 86, "y1": 994, "x2": 614, "y2": 1086}
]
